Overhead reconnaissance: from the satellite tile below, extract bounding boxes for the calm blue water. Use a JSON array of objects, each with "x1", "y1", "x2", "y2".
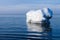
[{"x1": 0, "y1": 14, "x2": 59, "y2": 40}]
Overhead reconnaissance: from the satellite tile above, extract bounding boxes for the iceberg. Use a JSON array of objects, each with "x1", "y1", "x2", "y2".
[{"x1": 26, "y1": 8, "x2": 53, "y2": 23}]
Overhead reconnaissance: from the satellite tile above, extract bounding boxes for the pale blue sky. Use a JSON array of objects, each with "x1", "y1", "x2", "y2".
[
  {"x1": 0, "y1": 0, "x2": 60, "y2": 14},
  {"x1": 0, "y1": 0, "x2": 60, "y2": 5}
]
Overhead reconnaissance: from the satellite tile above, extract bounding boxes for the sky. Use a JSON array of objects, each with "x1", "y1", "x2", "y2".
[{"x1": 0, "y1": 0, "x2": 60, "y2": 14}]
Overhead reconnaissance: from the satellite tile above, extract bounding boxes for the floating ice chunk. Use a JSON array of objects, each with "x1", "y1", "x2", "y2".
[{"x1": 26, "y1": 8, "x2": 53, "y2": 23}]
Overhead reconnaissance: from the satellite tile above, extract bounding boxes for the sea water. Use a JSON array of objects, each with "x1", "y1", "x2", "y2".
[{"x1": 0, "y1": 13, "x2": 59, "y2": 40}]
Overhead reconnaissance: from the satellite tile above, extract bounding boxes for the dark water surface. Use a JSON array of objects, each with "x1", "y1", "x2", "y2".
[{"x1": 0, "y1": 14, "x2": 59, "y2": 40}]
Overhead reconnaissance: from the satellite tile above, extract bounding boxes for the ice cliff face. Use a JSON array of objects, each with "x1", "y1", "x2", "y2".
[{"x1": 42, "y1": 8, "x2": 53, "y2": 19}]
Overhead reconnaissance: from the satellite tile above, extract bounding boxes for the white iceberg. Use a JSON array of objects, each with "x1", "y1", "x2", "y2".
[{"x1": 26, "y1": 8, "x2": 53, "y2": 23}]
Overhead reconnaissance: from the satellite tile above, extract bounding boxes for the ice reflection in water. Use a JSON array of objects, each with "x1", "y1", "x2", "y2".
[{"x1": 26, "y1": 22, "x2": 52, "y2": 40}]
